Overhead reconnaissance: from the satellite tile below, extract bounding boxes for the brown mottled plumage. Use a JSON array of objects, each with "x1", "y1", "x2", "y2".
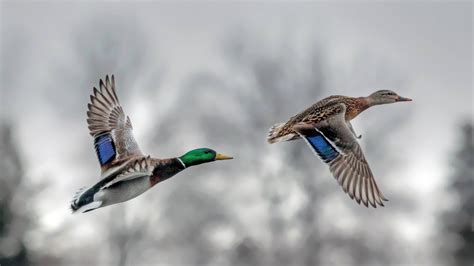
[
  {"x1": 270, "y1": 96, "x2": 370, "y2": 142},
  {"x1": 268, "y1": 90, "x2": 412, "y2": 208}
]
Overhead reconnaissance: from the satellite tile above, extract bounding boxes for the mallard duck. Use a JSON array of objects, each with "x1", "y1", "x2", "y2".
[
  {"x1": 267, "y1": 90, "x2": 412, "y2": 208},
  {"x1": 70, "y1": 75, "x2": 233, "y2": 213}
]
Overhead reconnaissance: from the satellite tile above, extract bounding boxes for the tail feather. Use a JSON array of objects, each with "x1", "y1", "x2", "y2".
[
  {"x1": 267, "y1": 122, "x2": 296, "y2": 144},
  {"x1": 70, "y1": 187, "x2": 101, "y2": 213},
  {"x1": 70, "y1": 187, "x2": 86, "y2": 205},
  {"x1": 72, "y1": 201, "x2": 103, "y2": 214}
]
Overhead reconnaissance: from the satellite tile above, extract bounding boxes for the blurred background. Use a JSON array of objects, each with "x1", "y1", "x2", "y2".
[{"x1": 0, "y1": 2, "x2": 472, "y2": 266}]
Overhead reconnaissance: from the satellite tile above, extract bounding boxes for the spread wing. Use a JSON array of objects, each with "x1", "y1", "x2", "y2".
[
  {"x1": 293, "y1": 103, "x2": 388, "y2": 208},
  {"x1": 87, "y1": 75, "x2": 143, "y2": 172}
]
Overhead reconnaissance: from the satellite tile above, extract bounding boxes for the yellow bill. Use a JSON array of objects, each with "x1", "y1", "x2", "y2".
[{"x1": 215, "y1": 153, "x2": 233, "y2": 160}]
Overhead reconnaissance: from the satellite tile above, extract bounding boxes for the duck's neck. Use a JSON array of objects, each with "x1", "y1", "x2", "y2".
[
  {"x1": 359, "y1": 96, "x2": 377, "y2": 108},
  {"x1": 150, "y1": 158, "x2": 186, "y2": 186},
  {"x1": 342, "y1": 97, "x2": 370, "y2": 121}
]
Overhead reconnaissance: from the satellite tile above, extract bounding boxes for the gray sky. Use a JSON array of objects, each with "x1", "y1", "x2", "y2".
[{"x1": 0, "y1": 1, "x2": 472, "y2": 264}]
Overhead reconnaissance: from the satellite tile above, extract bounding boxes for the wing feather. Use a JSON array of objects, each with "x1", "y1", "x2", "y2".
[
  {"x1": 293, "y1": 103, "x2": 388, "y2": 208},
  {"x1": 87, "y1": 75, "x2": 143, "y2": 173},
  {"x1": 102, "y1": 156, "x2": 152, "y2": 189}
]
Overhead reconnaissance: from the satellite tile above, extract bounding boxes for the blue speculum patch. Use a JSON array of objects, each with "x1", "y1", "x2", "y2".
[
  {"x1": 306, "y1": 134, "x2": 339, "y2": 163},
  {"x1": 94, "y1": 134, "x2": 116, "y2": 165}
]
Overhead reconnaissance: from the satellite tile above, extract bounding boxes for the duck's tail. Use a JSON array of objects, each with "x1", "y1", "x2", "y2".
[
  {"x1": 70, "y1": 187, "x2": 102, "y2": 214},
  {"x1": 267, "y1": 122, "x2": 297, "y2": 144}
]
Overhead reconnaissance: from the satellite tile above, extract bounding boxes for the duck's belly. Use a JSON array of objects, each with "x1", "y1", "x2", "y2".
[{"x1": 94, "y1": 177, "x2": 151, "y2": 207}]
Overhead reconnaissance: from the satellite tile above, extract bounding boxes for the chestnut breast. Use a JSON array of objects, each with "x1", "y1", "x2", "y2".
[{"x1": 343, "y1": 98, "x2": 369, "y2": 121}]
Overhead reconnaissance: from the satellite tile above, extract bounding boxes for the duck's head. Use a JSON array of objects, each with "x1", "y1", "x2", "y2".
[
  {"x1": 367, "y1": 90, "x2": 412, "y2": 105},
  {"x1": 179, "y1": 148, "x2": 233, "y2": 167}
]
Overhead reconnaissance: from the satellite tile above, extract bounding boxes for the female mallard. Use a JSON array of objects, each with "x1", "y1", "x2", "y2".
[
  {"x1": 267, "y1": 90, "x2": 412, "y2": 208},
  {"x1": 71, "y1": 75, "x2": 233, "y2": 213}
]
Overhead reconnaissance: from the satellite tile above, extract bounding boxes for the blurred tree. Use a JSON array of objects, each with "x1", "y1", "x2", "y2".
[
  {"x1": 157, "y1": 184, "x2": 236, "y2": 265},
  {"x1": 153, "y1": 36, "x2": 330, "y2": 265},
  {"x1": 35, "y1": 16, "x2": 166, "y2": 265},
  {"x1": 0, "y1": 122, "x2": 30, "y2": 266},
  {"x1": 229, "y1": 237, "x2": 261, "y2": 266},
  {"x1": 149, "y1": 31, "x2": 414, "y2": 266},
  {"x1": 442, "y1": 122, "x2": 474, "y2": 266},
  {"x1": 219, "y1": 33, "x2": 414, "y2": 266}
]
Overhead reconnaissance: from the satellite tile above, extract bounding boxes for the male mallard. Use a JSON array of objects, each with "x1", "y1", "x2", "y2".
[
  {"x1": 267, "y1": 90, "x2": 412, "y2": 208},
  {"x1": 70, "y1": 75, "x2": 233, "y2": 213}
]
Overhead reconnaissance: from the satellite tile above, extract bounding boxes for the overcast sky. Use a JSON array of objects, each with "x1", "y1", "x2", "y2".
[
  {"x1": 2, "y1": 1, "x2": 472, "y2": 191},
  {"x1": 0, "y1": 1, "x2": 472, "y2": 264}
]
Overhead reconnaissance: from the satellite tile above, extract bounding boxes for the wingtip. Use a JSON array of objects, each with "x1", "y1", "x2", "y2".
[
  {"x1": 99, "y1": 78, "x2": 106, "y2": 90},
  {"x1": 92, "y1": 87, "x2": 100, "y2": 98},
  {"x1": 110, "y1": 74, "x2": 115, "y2": 87},
  {"x1": 362, "y1": 200, "x2": 369, "y2": 208}
]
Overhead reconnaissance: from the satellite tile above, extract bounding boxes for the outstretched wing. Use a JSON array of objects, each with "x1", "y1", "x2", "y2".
[
  {"x1": 293, "y1": 103, "x2": 388, "y2": 208},
  {"x1": 87, "y1": 75, "x2": 143, "y2": 172}
]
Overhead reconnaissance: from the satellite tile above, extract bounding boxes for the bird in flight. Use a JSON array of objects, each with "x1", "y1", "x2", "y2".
[
  {"x1": 267, "y1": 90, "x2": 412, "y2": 208},
  {"x1": 71, "y1": 75, "x2": 232, "y2": 213}
]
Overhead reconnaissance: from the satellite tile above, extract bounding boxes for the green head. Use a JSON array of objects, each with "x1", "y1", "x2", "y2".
[
  {"x1": 368, "y1": 90, "x2": 412, "y2": 105},
  {"x1": 179, "y1": 148, "x2": 233, "y2": 167}
]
